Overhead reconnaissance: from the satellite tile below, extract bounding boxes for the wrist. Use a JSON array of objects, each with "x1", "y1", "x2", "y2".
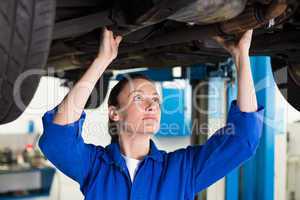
[
  {"x1": 94, "y1": 55, "x2": 112, "y2": 66},
  {"x1": 89, "y1": 57, "x2": 111, "y2": 75},
  {"x1": 240, "y1": 49, "x2": 249, "y2": 57},
  {"x1": 236, "y1": 48, "x2": 249, "y2": 57},
  {"x1": 232, "y1": 53, "x2": 240, "y2": 61},
  {"x1": 233, "y1": 50, "x2": 249, "y2": 60}
]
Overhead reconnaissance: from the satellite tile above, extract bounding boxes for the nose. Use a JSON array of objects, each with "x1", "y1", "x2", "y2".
[{"x1": 145, "y1": 98, "x2": 158, "y2": 112}]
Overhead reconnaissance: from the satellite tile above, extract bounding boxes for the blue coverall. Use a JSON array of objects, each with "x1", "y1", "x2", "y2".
[{"x1": 39, "y1": 100, "x2": 264, "y2": 200}]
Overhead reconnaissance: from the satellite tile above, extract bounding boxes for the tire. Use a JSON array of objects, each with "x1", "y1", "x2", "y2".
[{"x1": 0, "y1": 0, "x2": 55, "y2": 124}]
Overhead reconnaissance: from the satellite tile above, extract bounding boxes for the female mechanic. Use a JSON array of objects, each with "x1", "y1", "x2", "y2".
[{"x1": 39, "y1": 27, "x2": 264, "y2": 200}]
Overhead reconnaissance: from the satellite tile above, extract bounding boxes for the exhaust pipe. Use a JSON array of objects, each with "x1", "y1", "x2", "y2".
[
  {"x1": 120, "y1": 0, "x2": 288, "y2": 53},
  {"x1": 220, "y1": 0, "x2": 288, "y2": 34}
]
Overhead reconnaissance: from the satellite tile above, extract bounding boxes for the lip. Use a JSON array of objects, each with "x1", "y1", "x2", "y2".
[{"x1": 143, "y1": 116, "x2": 157, "y2": 121}]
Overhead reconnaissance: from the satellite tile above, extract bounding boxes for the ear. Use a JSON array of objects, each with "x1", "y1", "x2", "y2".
[{"x1": 108, "y1": 106, "x2": 120, "y2": 122}]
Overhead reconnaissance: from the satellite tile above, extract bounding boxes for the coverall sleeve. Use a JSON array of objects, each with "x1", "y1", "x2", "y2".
[
  {"x1": 38, "y1": 105, "x2": 100, "y2": 187},
  {"x1": 187, "y1": 100, "x2": 264, "y2": 193}
]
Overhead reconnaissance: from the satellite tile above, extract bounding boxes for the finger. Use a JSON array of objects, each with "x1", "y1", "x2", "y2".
[
  {"x1": 115, "y1": 36, "x2": 123, "y2": 46},
  {"x1": 103, "y1": 27, "x2": 109, "y2": 38},
  {"x1": 248, "y1": 29, "x2": 253, "y2": 38},
  {"x1": 243, "y1": 29, "x2": 253, "y2": 39},
  {"x1": 247, "y1": 29, "x2": 253, "y2": 34},
  {"x1": 212, "y1": 36, "x2": 226, "y2": 45},
  {"x1": 102, "y1": 28, "x2": 112, "y2": 44},
  {"x1": 109, "y1": 30, "x2": 114, "y2": 44},
  {"x1": 109, "y1": 29, "x2": 113, "y2": 38}
]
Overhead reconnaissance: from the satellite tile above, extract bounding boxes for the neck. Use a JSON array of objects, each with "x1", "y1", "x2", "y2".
[{"x1": 118, "y1": 132, "x2": 151, "y2": 160}]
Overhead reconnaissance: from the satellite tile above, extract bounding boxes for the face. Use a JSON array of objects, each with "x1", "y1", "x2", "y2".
[{"x1": 110, "y1": 78, "x2": 161, "y2": 136}]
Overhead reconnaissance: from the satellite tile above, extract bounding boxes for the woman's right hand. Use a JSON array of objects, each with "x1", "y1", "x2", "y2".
[{"x1": 97, "y1": 27, "x2": 123, "y2": 63}]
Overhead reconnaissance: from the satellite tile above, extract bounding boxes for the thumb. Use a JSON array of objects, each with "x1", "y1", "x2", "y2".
[
  {"x1": 116, "y1": 36, "x2": 123, "y2": 46},
  {"x1": 213, "y1": 36, "x2": 225, "y2": 44},
  {"x1": 102, "y1": 27, "x2": 110, "y2": 40},
  {"x1": 244, "y1": 29, "x2": 253, "y2": 41}
]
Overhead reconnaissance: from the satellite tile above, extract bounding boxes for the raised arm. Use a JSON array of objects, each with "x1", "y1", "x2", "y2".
[
  {"x1": 179, "y1": 30, "x2": 264, "y2": 193},
  {"x1": 214, "y1": 30, "x2": 257, "y2": 112},
  {"x1": 38, "y1": 28, "x2": 122, "y2": 188},
  {"x1": 53, "y1": 28, "x2": 122, "y2": 125}
]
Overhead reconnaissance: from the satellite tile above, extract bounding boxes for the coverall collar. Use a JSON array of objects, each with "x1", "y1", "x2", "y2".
[{"x1": 101, "y1": 139, "x2": 163, "y2": 166}]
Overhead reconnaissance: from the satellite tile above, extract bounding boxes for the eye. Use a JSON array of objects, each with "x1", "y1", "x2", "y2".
[
  {"x1": 153, "y1": 97, "x2": 160, "y2": 104},
  {"x1": 133, "y1": 94, "x2": 143, "y2": 101}
]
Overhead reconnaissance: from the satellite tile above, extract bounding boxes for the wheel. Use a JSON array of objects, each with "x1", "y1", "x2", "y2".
[
  {"x1": 0, "y1": 0, "x2": 56, "y2": 124},
  {"x1": 271, "y1": 58, "x2": 300, "y2": 112}
]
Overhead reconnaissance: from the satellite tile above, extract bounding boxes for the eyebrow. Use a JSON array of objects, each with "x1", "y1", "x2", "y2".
[{"x1": 128, "y1": 90, "x2": 159, "y2": 97}]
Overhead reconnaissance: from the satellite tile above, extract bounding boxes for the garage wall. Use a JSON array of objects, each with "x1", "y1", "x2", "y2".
[{"x1": 287, "y1": 123, "x2": 300, "y2": 200}]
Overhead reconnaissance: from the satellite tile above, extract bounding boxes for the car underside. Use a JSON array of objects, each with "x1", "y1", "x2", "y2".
[
  {"x1": 49, "y1": 0, "x2": 300, "y2": 110},
  {"x1": 49, "y1": 0, "x2": 300, "y2": 69},
  {"x1": 0, "y1": 0, "x2": 299, "y2": 124}
]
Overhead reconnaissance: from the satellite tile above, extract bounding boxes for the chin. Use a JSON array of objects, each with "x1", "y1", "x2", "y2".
[{"x1": 143, "y1": 126, "x2": 160, "y2": 135}]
